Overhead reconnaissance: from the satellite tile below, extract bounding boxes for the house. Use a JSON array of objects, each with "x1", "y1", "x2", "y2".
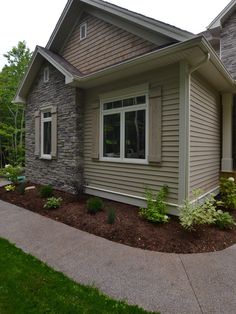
[{"x1": 14, "y1": 0, "x2": 236, "y2": 214}]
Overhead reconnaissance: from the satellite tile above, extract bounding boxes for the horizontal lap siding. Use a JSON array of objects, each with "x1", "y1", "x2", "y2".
[
  {"x1": 190, "y1": 75, "x2": 221, "y2": 194},
  {"x1": 61, "y1": 13, "x2": 157, "y2": 74},
  {"x1": 84, "y1": 66, "x2": 180, "y2": 203}
]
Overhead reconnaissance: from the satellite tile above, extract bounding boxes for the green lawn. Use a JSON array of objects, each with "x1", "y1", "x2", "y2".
[{"x1": 0, "y1": 238, "x2": 157, "y2": 314}]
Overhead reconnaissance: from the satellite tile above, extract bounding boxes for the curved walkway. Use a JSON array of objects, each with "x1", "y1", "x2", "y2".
[{"x1": 0, "y1": 199, "x2": 235, "y2": 314}]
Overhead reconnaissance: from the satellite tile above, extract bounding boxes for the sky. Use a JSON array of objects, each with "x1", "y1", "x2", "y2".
[{"x1": 0, "y1": 0, "x2": 230, "y2": 70}]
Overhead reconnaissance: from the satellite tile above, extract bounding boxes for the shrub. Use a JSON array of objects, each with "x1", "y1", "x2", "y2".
[
  {"x1": 4, "y1": 184, "x2": 15, "y2": 192},
  {"x1": 0, "y1": 164, "x2": 22, "y2": 184},
  {"x1": 179, "y1": 191, "x2": 217, "y2": 231},
  {"x1": 214, "y1": 210, "x2": 236, "y2": 230},
  {"x1": 219, "y1": 177, "x2": 236, "y2": 209},
  {"x1": 139, "y1": 185, "x2": 169, "y2": 224},
  {"x1": 39, "y1": 185, "x2": 53, "y2": 198},
  {"x1": 107, "y1": 208, "x2": 116, "y2": 224},
  {"x1": 180, "y1": 190, "x2": 236, "y2": 231},
  {"x1": 17, "y1": 182, "x2": 26, "y2": 195},
  {"x1": 87, "y1": 197, "x2": 104, "y2": 215},
  {"x1": 44, "y1": 197, "x2": 62, "y2": 209}
]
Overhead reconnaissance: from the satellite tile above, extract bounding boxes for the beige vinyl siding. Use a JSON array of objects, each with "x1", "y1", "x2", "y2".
[
  {"x1": 83, "y1": 65, "x2": 180, "y2": 204},
  {"x1": 190, "y1": 74, "x2": 221, "y2": 194},
  {"x1": 61, "y1": 13, "x2": 157, "y2": 74}
]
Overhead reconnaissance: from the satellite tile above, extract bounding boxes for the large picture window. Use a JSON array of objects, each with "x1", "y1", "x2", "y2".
[
  {"x1": 101, "y1": 94, "x2": 147, "y2": 163},
  {"x1": 41, "y1": 110, "x2": 52, "y2": 159}
]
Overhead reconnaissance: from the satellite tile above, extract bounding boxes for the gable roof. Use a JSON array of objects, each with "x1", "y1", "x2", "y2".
[
  {"x1": 208, "y1": 0, "x2": 236, "y2": 29},
  {"x1": 47, "y1": 0, "x2": 194, "y2": 52},
  {"x1": 14, "y1": 46, "x2": 82, "y2": 103}
]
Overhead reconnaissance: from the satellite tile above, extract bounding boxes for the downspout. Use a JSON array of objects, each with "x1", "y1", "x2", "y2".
[{"x1": 178, "y1": 52, "x2": 210, "y2": 207}]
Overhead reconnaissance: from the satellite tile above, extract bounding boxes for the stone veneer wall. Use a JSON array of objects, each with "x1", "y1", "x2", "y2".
[
  {"x1": 26, "y1": 62, "x2": 84, "y2": 193},
  {"x1": 221, "y1": 10, "x2": 236, "y2": 79}
]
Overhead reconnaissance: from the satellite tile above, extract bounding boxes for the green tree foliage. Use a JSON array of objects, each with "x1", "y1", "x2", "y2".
[{"x1": 0, "y1": 41, "x2": 32, "y2": 167}]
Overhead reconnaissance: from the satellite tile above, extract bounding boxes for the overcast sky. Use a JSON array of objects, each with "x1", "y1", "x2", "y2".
[{"x1": 0, "y1": 0, "x2": 230, "y2": 70}]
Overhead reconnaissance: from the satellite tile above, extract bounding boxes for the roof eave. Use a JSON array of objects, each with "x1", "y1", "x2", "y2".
[
  {"x1": 207, "y1": 0, "x2": 236, "y2": 30},
  {"x1": 13, "y1": 47, "x2": 75, "y2": 104}
]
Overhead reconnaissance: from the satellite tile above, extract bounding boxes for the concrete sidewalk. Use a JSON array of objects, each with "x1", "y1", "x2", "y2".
[{"x1": 0, "y1": 200, "x2": 235, "y2": 314}]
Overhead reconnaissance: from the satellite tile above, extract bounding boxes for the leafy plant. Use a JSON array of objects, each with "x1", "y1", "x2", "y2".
[
  {"x1": 214, "y1": 210, "x2": 236, "y2": 230},
  {"x1": 44, "y1": 197, "x2": 62, "y2": 209},
  {"x1": 180, "y1": 190, "x2": 236, "y2": 231},
  {"x1": 107, "y1": 208, "x2": 116, "y2": 224},
  {"x1": 179, "y1": 191, "x2": 217, "y2": 230},
  {"x1": 0, "y1": 164, "x2": 22, "y2": 183},
  {"x1": 39, "y1": 184, "x2": 53, "y2": 198},
  {"x1": 87, "y1": 197, "x2": 104, "y2": 215},
  {"x1": 139, "y1": 186, "x2": 169, "y2": 224},
  {"x1": 17, "y1": 182, "x2": 25, "y2": 195},
  {"x1": 219, "y1": 177, "x2": 236, "y2": 209},
  {"x1": 4, "y1": 184, "x2": 15, "y2": 192}
]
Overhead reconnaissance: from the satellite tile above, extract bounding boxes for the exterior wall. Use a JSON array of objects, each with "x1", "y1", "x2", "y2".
[
  {"x1": 221, "y1": 10, "x2": 236, "y2": 79},
  {"x1": 83, "y1": 64, "x2": 180, "y2": 205},
  {"x1": 61, "y1": 12, "x2": 157, "y2": 74},
  {"x1": 26, "y1": 62, "x2": 84, "y2": 192},
  {"x1": 190, "y1": 74, "x2": 221, "y2": 195}
]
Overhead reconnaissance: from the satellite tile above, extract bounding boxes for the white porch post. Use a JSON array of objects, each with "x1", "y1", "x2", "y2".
[{"x1": 222, "y1": 93, "x2": 233, "y2": 172}]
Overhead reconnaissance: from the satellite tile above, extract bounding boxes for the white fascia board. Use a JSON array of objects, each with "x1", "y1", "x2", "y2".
[
  {"x1": 13, "y1": 48, "x2": 39, "y2": 104},
  {"x1": 46, "y1": 0, "x2": 74, "y2": 49},
  {"x1": 37, "y1": 48, "x2": 74, "y2": 82},
  {"x1": 13, "y1": 47, "x2": 74, "y2": 104},
  {"x1": 81, "y1": 0, "x2": 193, "y2": 41},
  {"x1": 207, "y1": 0, "x2": 236, "y2": 29}
]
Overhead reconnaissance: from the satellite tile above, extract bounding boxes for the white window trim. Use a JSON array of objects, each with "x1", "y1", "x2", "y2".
[
  {"x1": 43, "y1": 67, "x2": 49, "y2": 83},
  {"x1": 80, "y1": 22, "x2": 87, "y2": 40},
  {"x1": 41, "y1": 107, "x2": 52, "y2": 160},
  {"x1": 99, "y1": 92, "x2": 149, "y2": 164}
]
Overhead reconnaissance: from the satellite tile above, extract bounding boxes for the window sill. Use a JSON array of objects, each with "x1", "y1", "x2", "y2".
[
  {"x1": 40, "y1": 155, "x2": 52, "y2": 160},
  {"x1": 99, "y1": 157, "x2": 148, "y2": 165}
]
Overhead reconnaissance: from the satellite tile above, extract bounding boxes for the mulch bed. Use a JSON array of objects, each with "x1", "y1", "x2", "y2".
[{"x1": 0, "y1": 183, "x2": 236, "y2": 254}]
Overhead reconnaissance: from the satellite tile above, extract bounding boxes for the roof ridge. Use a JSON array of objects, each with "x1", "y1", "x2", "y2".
[{"x1": 87, "y1": 0, "x2": 194, "y2": 36}]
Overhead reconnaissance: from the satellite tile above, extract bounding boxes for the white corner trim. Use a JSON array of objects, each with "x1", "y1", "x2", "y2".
[{"x1": 178, "y1": 61, "x2": 190, "y2": 205}]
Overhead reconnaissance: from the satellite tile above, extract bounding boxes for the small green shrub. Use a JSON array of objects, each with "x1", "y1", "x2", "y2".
[
  {"x1": 0, "y1": 164, "x2": 22, "y2": 184},
  {"x1": 139, "y1": 185, "x2": 169, "y2": 224},
  {"x1": 219, "y1": 177, "x2": 236, "y2": 209},
  {"x1": 180, "y1": 190, "x2": 236, "y2": 231},
  {"x1": 44, "y1": 197, "x2": 62, "y2": 209},
  {"x1": 107, "y1": 208, "x2": 116, "y2": 224},
  {"x1": 214, "y1": 210, "x2": 236, "y2": 230},
  {"x1": 39, "y1": 185, "x2": 53, "y2": 198},
  {"x1": 4, "y1": 184, "x2": 15, "y2": 192},
  {"x1": 179, "y1": 190, "x2": 217, "y2": 231},
  {"x1": 17, "y1": 182, "x2": 26, "y2": 195},
  {"x1": 87, "y1": 197, "x2": 104, "y2": 215}
]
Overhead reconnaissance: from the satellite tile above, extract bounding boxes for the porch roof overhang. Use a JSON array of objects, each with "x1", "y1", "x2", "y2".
[{"x1": 14, "y1": 35, "x2": 236, "y2": 104}]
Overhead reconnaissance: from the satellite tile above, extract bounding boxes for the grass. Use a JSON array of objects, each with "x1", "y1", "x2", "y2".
[{"x1": 0, "y1": 238, "x2": 157, "y2": 314}]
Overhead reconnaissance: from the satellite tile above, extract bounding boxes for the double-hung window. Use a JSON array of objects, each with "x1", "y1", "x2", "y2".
[
  {"x1": 101, "y1": 94, "x2": 148, "y2": 163},
  {"x1": 41, "y1": 109, "x2": 52, "y2": 159}
]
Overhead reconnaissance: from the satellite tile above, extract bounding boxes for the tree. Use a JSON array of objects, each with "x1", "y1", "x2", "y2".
[{"x1": 0, "y1": 41, "x2": 32, "y2": 167}]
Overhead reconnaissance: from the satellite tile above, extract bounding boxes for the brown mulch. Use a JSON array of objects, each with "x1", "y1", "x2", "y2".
[{"x1": 0, "y1": 183, "x2": 236, "y2": 254}]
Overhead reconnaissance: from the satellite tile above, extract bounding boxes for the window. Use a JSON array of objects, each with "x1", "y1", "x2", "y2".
[
  {"x1": 80, "y1": 22, "x2": 87, "y2": 40},
  {"x1": 44, "y1": 67, "x2": 49, "y2": 83},
  {"x1": 101, "y1": 95, "x2": 148, "y2": 163},
  {"x1": 41, "y1": 110, "x2": 52, "y2": 159}
]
